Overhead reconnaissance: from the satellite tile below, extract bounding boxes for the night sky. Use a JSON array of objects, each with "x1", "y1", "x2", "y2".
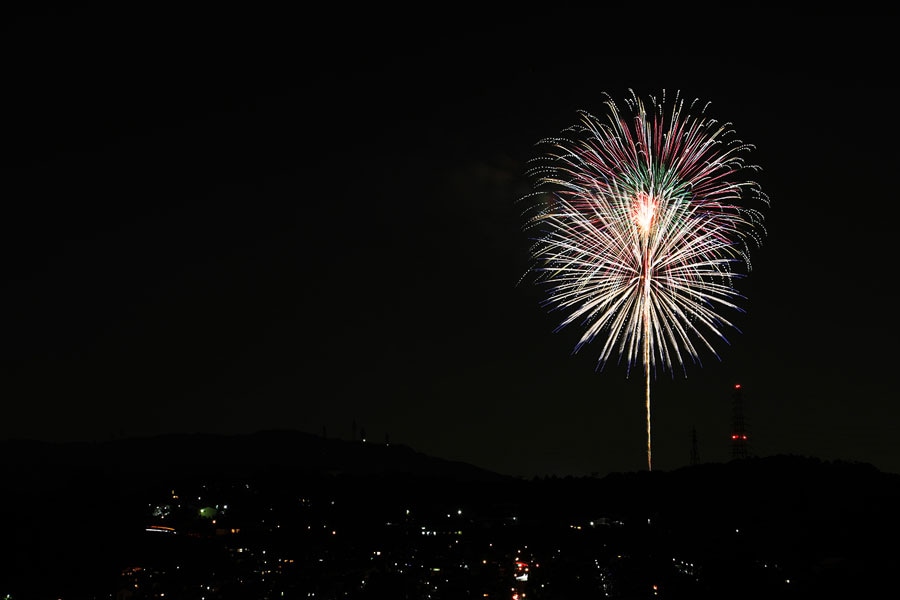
[{"x1": 2, "y1": 4, "x2": 896, "y2": 478}]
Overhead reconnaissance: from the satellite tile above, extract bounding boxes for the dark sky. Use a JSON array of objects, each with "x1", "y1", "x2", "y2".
[{"x1": 1, "y1": 3, "x2": 896, "y2": 478}]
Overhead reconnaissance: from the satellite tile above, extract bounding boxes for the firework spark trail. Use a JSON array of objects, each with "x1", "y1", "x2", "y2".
[{"x1": 520, "y1": 89, "x2": 769, "y2": 471}]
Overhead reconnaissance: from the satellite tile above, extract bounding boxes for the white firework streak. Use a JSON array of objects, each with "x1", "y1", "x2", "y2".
[{"x1": 521, "y1": 89, "x2": 769, "y2": 471}]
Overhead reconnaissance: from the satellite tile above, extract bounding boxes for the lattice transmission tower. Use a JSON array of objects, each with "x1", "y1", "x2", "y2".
[{"x1": 730, "y1": 383, "x2": 751, "y2": 459}]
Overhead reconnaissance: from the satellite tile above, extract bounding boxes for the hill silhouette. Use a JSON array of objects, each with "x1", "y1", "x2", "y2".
[
  {"x1": 1, "y1": 430, "x2": 898, "y2": 598},
  {"x1": 0, "y1": 428, "x2": 512, "y2": 488},
  {"x1": 3, "y1": 429, "x2": 899, "y2": 527}
]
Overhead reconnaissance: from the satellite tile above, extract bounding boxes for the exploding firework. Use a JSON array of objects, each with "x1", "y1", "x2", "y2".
[{"x1": 520, "y1": 89, "x2": 769, "y2": 471}]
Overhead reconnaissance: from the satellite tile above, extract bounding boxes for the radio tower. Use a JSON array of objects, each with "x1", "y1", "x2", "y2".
[
  {"x1": 730, "y1": 383, "x2": 750, "y2": 459},
  {"x1": 690, "y1": 426, "x2": 701, "y2": 465}
]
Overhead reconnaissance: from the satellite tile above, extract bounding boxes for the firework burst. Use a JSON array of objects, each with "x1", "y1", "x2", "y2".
[{"x1": 520, "y1": 89, "x2": 769, "y2": 471}]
